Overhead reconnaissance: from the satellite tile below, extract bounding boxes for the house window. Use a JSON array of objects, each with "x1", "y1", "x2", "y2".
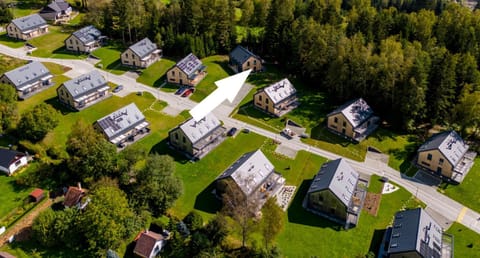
[
  {"x1": 421, "y1": 161, "x2": 430, "y2": 167},
  {"x1": 266, "y1": 99, "x2": 269, "y2": 104},
  {"x1": 334, "y1": 117, "x2": 338, "y2": 123},
  {"x1": 175, "y1": 133, "x2": 178, "y2": 140},
  {"x1": 342, "y1": 121, "x2": 346, "y2": 127},
  {"x1": 259, "y1": 95, "x2": 262, "y2": 101},
  {"x1": 247, "y1": 61, "x2": 250, "y2": 66},
  {"x1": 439, "y1": 158, "x2": 444, "y2": 166},
  {"x1": 254, "y1": 60, "x2": 257, "y2": 65},
  {"x1": 172, "y1": 71, "x2": 175, "y2": 76},
  {"x1": 125, "y1": 53, "x2": 128, "y2": 58},
  {"x1": 14, "y1": 160, "x2": 22, "y2": 166},
  {"x1": 182, "y1": 136, "x2": 186, "y2": 143},
  {"x1": 427, "y1": 153, "x2": 432, "y2": 161}
]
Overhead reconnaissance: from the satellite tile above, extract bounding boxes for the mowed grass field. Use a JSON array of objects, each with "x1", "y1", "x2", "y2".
[
  {"x1": 28, "y1": 26, "x2": 84, "y2": 59},
  {"x1": 0, "y1": 174, "x2": 33, "y2": 220},
  {"x1": 136, "y1": 58, "x2": 176, "y2": 87},
  {"x1": 92, "y1": 45, "x2": 130, "y2": 75}
]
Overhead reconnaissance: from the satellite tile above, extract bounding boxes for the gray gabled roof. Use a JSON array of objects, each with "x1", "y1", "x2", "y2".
[
  {"x1": 307, "y1": 158, "x2": 359, "y2": 207},
  {"x1": 2, "y1": 61, "x2": 51, "y2": 90},
  {"x1": 175, "y1": 53, "x2": 204, "y2": 77},
  {"x1": 178, "y1": 113, "x2": 221, "y2": 145},
  {"x1": 0, "y1": 149, "x2": 25, "y2": 169},
  {"x1": 217, "y1": 150, "x2": 274, "y2": 196},
  {"x1": 95, "y1": 103, "x2": 146, "y2": 140},
  {"x1": 327, "y1": 98, "x2": 374, "y2": 128},
  {"x1": 229, "y1": 45, "x2": 259, "y2": 65},
  {"x1": 41, "y1": 0, "x2": 70, "y2": 13},
  {"x1": 128, "y1": 38, "x2": 158, "y2": 59},
  {"x1": 262, "y1": 78, "x2": 296, "y2": 105},
  {"x1": 388, "y1": 208, "x2": 443, "y2": 257},
  {"x1": 61, "y1": 70, "x2": 107, "y2": 99},
  {"x1": 71, "y1": 25, "x2": 102, "y2": 45},
  {"x1": 418, "y1": 130, "x2": 468, "y2": 167},
  {"x1": 10, "y1": 14, "x2": 47, "y2": 33}
]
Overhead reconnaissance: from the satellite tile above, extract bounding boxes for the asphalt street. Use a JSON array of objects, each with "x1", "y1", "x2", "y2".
[{"x1": 1, "y1": 43, "x2": 479, "y2": 235}]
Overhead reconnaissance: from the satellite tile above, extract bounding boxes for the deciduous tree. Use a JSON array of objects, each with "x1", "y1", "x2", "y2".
[{"x1": 18, "y1": 103, "x2": 59, "y2": 142}]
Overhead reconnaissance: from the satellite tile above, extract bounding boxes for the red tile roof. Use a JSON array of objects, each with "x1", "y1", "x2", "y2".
[
  {"x1": 63, "y1": 186, "x2": 85, "y2": 207},
  {"x1": 133, "y1": 231, "x2": 164, "y2": 258},
  {"x1": 29, "y1": 188, "x2": 44, "y2": 200}
]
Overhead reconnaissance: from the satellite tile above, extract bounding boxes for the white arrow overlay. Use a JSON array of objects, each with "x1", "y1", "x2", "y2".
[{"x1": 190, "y1": 69, "x2": 251, "y2": 121}]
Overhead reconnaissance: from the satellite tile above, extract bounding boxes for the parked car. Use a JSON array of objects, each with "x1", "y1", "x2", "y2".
[
  {"x1": 227, "y1": 127, "x2": 237, "y2": 136},
  {"x1": 113, "y1": 85, "x2": 124, "y2": 93},
  {"x1": 242, "y1": 128, "x2": 250, "y2": 133},
  {"x1": 181, "y1": 88, "x2": 194, "y2": 97},
  {"x1": 175, "y1": 86, "x2": 188, "y2": 95}
]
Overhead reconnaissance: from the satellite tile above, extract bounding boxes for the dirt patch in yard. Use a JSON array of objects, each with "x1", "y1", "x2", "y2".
[{"x1": 363, "y1": 192, "x2": 382, "y2": 216}]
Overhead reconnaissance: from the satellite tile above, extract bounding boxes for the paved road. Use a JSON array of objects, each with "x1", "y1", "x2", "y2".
[{"x1": 1, "y1": 44, "x2": 479, "y2": 235}]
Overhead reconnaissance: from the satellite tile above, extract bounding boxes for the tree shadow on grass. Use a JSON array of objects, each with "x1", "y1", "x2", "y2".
[
  {"x1": 51, "y1": 46, "x2": 86, "y2": 59},
  {"x1": 149, "y1": 138, "x2": 190, "y2": 164},
  {"x1": 45, "y1": 96, "x2": 74, "y2": 115},
  {"x1": 310, "y1": 124, "x2": 354, "y2": 148},
  {"x1": 153, "y1": 75, "x2": 168, "y2": 88},
  {"x1": 193, "y1": 182, "x2": 221, "y2": 214},
  {"x1": 287, "y1": 180, "x2": 344, "y2": 231},
  {"x1": 237, "y1": 102, "x2": 275, "y2": 122},
  {"x1": 0, "y1": 33, "x2": 24, "y2": 44},
  {"x1": 122, "y1": 241, "x2": 137, "y2": 258},
  {"x1": 5, "y1": 175, "x2": 30, "y2": 193},
  {"x1": 212, "y1": 60, "x2": 235, "y2": 76},
  {"x1": 8, "y1": 240, "x2": 89, "y2": 258},
  {"x1": 105, "y1": 59, "x2": 130, "y2": 74}
]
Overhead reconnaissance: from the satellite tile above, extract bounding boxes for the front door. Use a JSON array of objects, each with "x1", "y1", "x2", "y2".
[{"x1": 436, "y1": 167, "x2": 442, "y2": 175}]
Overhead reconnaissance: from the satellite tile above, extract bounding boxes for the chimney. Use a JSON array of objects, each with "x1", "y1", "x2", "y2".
[{"x1": 77, "y1": 182, "x2": 82, "y2": 190}]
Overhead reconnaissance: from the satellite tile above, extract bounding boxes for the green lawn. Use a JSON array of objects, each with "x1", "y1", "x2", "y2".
[
  {"x1": 0, "y1": 174, "x2": 33, "y2": 222},
  {"x1": 10, "y1": 1, "x2": 41, "y2": 18},
  {"x1": 439, "y1": 158, "x2": 480, "y2": 213},
  {"x1": 0, "y1": 33, "x2": 25, "y2": 48},
  {"x1": 446, "y1": 222, "x2": 480, "y2": 257},
  {"x1": 189, "y1": 55, "x2": 233, "y2": 102},
  {"x1": 278, "y1": 175, "x2": 424, "y2": 257},
  {"x1": 136, "y1": 58, "x2": 176, "y2": 87},
  {"x1": 0, "y1": 54, "x2": 27, "y2": 74},
  {"x1": 92, "y1": 45, "x2": 129, "y2": 75},
  {"x1": 28, "y1": 26, "x2": 84, "y2": 59},
  {"x1": 233, "y1": 65, "x2": 420, "y2": 172}
]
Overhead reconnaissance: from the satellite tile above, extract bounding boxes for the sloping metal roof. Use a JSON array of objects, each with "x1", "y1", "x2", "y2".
[
  {"x1": 327, "y1": 98, "x2": 374, "y2": 128},
  {"x1": 175, "y1": 53, "x2": 203, "y2": 77},
  {"x1": 388, "y1": 208, "x2": 443, "y2": 257},
  {"x1": 72, "y1": 25, "x2": 102, "y2": 44},
  {"x1": 96, "y1": 103, "x2": 146, "y2": 140},
  {"x1": 3, "y1": 61, "x2": 51, "y2": 89},
  {"x1": 262, "y1": 78, "x2": 296, "y2": 105},
  {"x1": 0, "y1": 149, "x2": 25, "y2": 169},
  {"x1": 217, "y1": 150, "x2": 274, "y2": 196},
  {"x1": 307, "y1": 158, "x2": 359, "y2": 207},
  {"x1": 418, "y1": 130, "x2": 469, "y2": 167},
  {"x1": 229, "y1": 45, "x2": 259, "y2": 65},
  {"x1": 178, "y1": 113, "x2": 221, "y2": 145},
  {"x1": 61, "y1": 70, "x2": 107, "y2": 99},
  {"x1": 128, "y1": 38, "x2": 158, "y2": 59},
  {"x1": 10, "y1": 14, "x2": 47, "y2": 33}
]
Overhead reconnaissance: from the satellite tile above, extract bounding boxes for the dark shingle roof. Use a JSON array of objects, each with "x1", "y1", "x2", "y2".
[
  {"x1": 10, "y1": 14, "x2": 47, "y2": 33},
  {"x1": 262, "y1": 78, "x2": 296, "y2": 104},
  {"x1": 61, "y1": 70, "x2": 108, "y2": 99},
  {"x1": 175, "y1": 53, "x2": 203, "y2": 77},
  {"x1": 217, "y1": 150, "x2": 274, "y2": 196},
  {"x1": 307, "y1": 158, "x2": 359, "y2": 207},
  {"x1": 133, "y1": 231, "x2": 164, "y2": 258},
  {"x1": 128, "y1": 38, "x2": 158, "y2": 59},
  {"x1": 229, "y1": 45, "x2": 259, "y2": 65},
  {"x1": 327, "y1": 98, "x2": 374, "y2": 128},
  {"x1": 63, "y1": 186, "x2": 85, "y2": 207},
  {"x1": 2, "y1": 61, "x2": 51, "y2": 90},
  {"x1": 418, "y1": 130, "x2": 468, "y2": 167},
  {"x1": 72, "y1": 25, "x2": 102, "y2": 45},
  {"x1": 96, "y1": 103, "x2": 146, "y2": 140},
  {"x1": 388, "y1": 208, "x2": 443, "y2": 257},
  {"x1": 0, "y1": 149, "x2": 25, "y2": 169}
]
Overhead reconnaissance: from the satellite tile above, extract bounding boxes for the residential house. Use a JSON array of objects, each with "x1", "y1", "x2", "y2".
[
  {"x1": 63, "y1": 183, "x2": 87, "y2": 209},
  {"x1": 57, "y1": 70, "x2": 110, "y2": 110},
  {"x1": 133, "y1": 230, "x2": 168, "y2": 258},
  {"x1": 253, "y1": 78, "x2": 298, "y2": 117},
  {"x1": 94, "y1": 103, "x2": 150, "y2": 148},
  {"x1": 216, "y1": 150, "x2": 286, "y2": 210},
  {"x1": 0, "y1": 149, "x2": 28, "y2": 176},
  {"x1": 417, "y1": 130, "x2": 477, "y2": 183},
  {"x1": 6, "y1": 14, "x2": 48, "y2": 40},
  {"x1": 326, "y1": 98, "x2": 379, "y2": 142},
  {"x1": 0, "y1": 61, "x2": 53, "y2": 99},
  {"x1": 65, "y1": 25, "x2": 105, "y2": 53},
  {"x1": 39, "y1": 0, "x2": 72, "y2": 23},
  {"x1": 384, "y1": 208, "x2": 453, "y2": 258},
  {"x1": 121, "y1": 38, "x2": 161, "y2": 68},
  {"x1": 303, "y1": 158, "x2": 367, "y2": 228},
  {"x1": 168, "y1": 113, "x2": 226, "y2": 160},
  {"x1": 166, "y1": 53, "x2": 207, "y2": 86},
  {"x1": 229, "y1": 45, "x2": 262, "y2": 73},
  {"x1": 29, "y1": 188, "x2": 45, "y2": 203}
]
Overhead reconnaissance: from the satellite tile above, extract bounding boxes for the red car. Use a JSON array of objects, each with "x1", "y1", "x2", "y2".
[{"x1": 181, "y1": 88, "x2": 194, "y2": 97}]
